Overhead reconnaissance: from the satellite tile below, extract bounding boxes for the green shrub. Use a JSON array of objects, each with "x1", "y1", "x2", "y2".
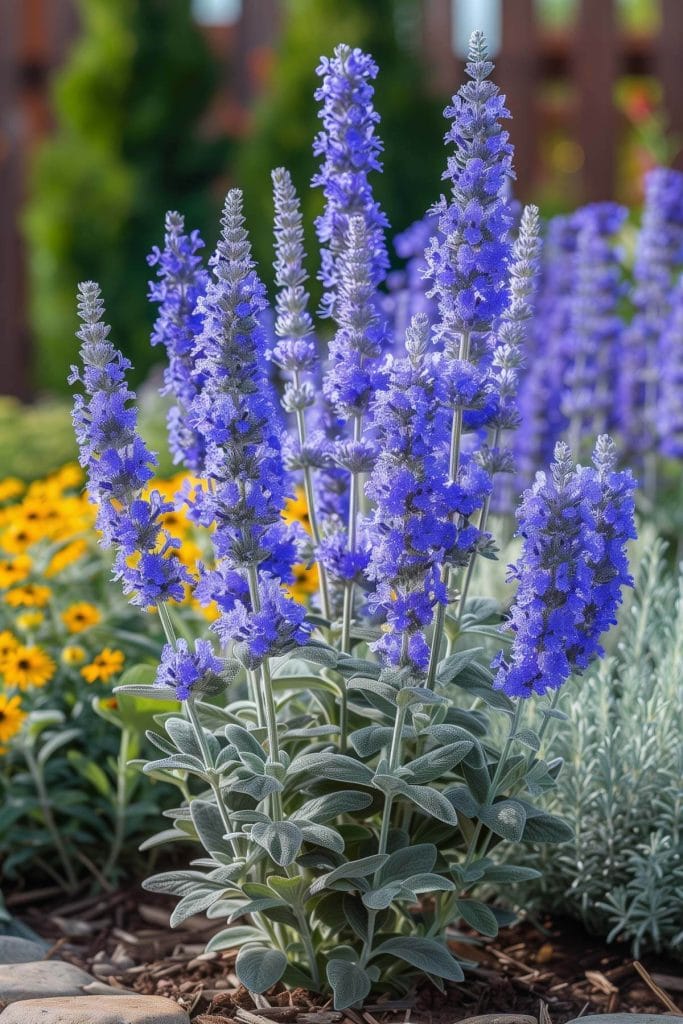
[
  {"x1": 516, "y1": 537, "x2": 683, "y2": 958},
  {"x1": 24, "y1": 0, "x2": 229, "y2": 393}
]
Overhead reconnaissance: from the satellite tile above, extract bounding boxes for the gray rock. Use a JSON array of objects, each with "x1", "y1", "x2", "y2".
[
  {"x1": 0, "y1": 994, "x2": 191, "y2": 1022},
  {"x1": 0, "y1": 937, "x2": 47, "y2": 965},
  {"x1": 0, "y1": 961, "x2": 128, "y2": 1003},
  {"x1": 566, "y1": 1017, "x2": 682, "y2": 1024}
]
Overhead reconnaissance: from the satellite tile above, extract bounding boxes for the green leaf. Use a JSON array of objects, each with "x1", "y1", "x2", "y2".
[
  {"x1": 191, "y1": 800, "x2": 228, "y2": 855},
  {"x1": 289, "y1": 752, "x2": 373, "y2": 785},
  {"x1": 299, "y1": 821, "x2": 345, "y2": 854},
  {"x1": 236, "y1": 946, "x2": 287, "y2": 992},
  {"x1": 310, "y1": 854, "x2": 389, "y2": 895},
  {"x1": 37, "y1": 728, "x2": 82, "y2": 766},
  {"x1": 478, "y1": 800, "x2": 527, "y2": 842},
  {"x1": 251, "y1": 821, "x2": 303, "y2": 867},
  {"x1": 295, "y1": 791, "x2": 373, "y2": 823},
  {"x1": 271, "y1": 674, "x2": 341, "y2": 696},
  {"x1": 165, "y1": 718, "x2": 205, "y2": 760},
  {"x1": 444, "y1": 785, "x2": 480, "y2": 818},
  {"x1": 456, "y1": 898, "x2": 499, "y2": 937},
  {"x1": 482, "y1": 864, "x2": 542, "y2": 884},
  {"x1": 514, "y1": 728, "x2": 541, "y2": 752},
  {"x1": 402, "y1": 741, "x2": 473, "y2": 785},
  {"x1": 346, "y1": 678, "x2": 398, "y2": 704},
  {"x1": 361, "y1": 884, "x2": 402, "y2": 910},
  {"x1": 326, "y1": 959, "x2": 371, "y2": 1010},
  {"x1": 380, "y1": 843, "x2": 436, "y2": 883},
  {"x1": 206, "y1": 926, "x2": 264, "y2": 952},
  {"x1": 436, "y1": 647, "x2": 485, "y2": 685},
  {"x1": 374, "y1": 776, "x2": 458, "y2": 826},
  {"x1": 402, "y1": 872, "x2": 455, "y2": 895},
  {"x1": 521, "y1": 810, "x2": 573, "y2": 843},
  {"x1": 371, "y1": 937, "x2": 464, "y2": 981},
  {"x1": 267, "y1": 874, "x2": 307, "y2": 905}
]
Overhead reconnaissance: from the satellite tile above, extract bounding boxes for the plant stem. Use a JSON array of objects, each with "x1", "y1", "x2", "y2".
[
  {"x1": 293, "y1": 369, "x2": 331, "y2": 620},
  {"x1": 426, "y1": 331, "x2": 470, "y2": 689},
  {"x1": 102, "y1": 727, "x2": 131, "y2": 881},
  {"x1": 246, "y1": 565, "x2": 283, "y2": 822},
  {"x1": 457, "y1": 425, "x2": 501, "y2": 621},
  {"x1": 24, "y1": 746, "x2": 79, "y2": 894}
]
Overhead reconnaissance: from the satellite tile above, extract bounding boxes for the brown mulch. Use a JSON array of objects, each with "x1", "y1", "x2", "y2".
[{"x1": 7, "y1": 884, "x2": 683, "y2": 1023}]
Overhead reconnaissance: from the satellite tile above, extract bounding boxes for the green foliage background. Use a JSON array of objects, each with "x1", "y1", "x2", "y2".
[
  {"x1": 24, "y1": 0, "x2": 230, "y2": 393},
  {"x1": 236, "y1": 0, "x2": 444, "y2": 305}
]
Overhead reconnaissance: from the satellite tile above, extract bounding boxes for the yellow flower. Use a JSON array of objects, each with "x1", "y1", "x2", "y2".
[
  {"x1": 288, "y1": 563, "x2": 319, "y2": 603},
  {"x1": 81, "y1": 648, "x2": 125, "y2": 684},
  {"x1": 0, "y1": 631, "x2": 19, "y2": 666},
  {"x1": 0, "y1": 554, "x2": 33, "y2": 589},
  {"x1": 46, "y1": 539, "x2": 88, "y2": 577},
  {"x1": 52, "y1": 463, "x2": 84, "y2": 491},
  {"x1": 16, "y1": 610, "x2": 44, "y2": 632},
  {"x1": 61, "y1": 645, "x2": 86, "y2": 666},
  {"x1": 5, "y1": 583, "x2": 52, "y2": 608},
  {"x1": 1, "y1": 519, "x2": 41, "y2": 553},
  {"x1": 0, "y1": 478, "x2": 24, "y2": 504},
  {"x1": 0, "y1": 693, "x2": 26, "y2": 745},
  {"x1": 61, "y1": 601, "x2": 101, "y2": 633},
  {"x1": 283, "y1": 487, "x2": 311, "y2": 534},
  {"x1": 3, "y1": 645, "x2": 56, "y2": 690}
]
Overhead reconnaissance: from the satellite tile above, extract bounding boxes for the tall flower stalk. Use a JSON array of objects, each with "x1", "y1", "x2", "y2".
[{"x1": 424, "y1": 30, "x2": 514, "y2": 684}]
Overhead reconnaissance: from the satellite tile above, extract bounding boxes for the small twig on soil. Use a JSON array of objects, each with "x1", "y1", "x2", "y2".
[{"x1": 633, "y1": 961, "x2": 683, "y2": 1015}]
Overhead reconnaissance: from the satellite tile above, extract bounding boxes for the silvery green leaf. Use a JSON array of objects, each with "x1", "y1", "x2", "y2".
[
  {"x1": 349, "y1": 725, "x2": 394, "y2": 757},
  {"x1": 463, "y1": 762, "x2": 493, "y2": 802},
  {"x1": 435, "y1": 647, "x2": 485, "y2": 686},
  {"x1": 289, "y1": 752, "x2": 374, "y2": 785},
  {"x1": 541, "y1": 707, "x2": 569, "y2": 721},
  {"x1": 297, "y1": 644, "x2": 339, "y2": 667},
  {"x1": 138, "y1": 827, "x2": 191, "y2": 850},
  {"x1": 225, "y1": 724, "x2": 266, "y2": 760},
  {"x1": 206, "y1": 925, "x2": 265, "y2": 952},
  {"x1": 309, "y1": 854, "x2": 389, "y2": 895},
  {"x1": 326, "y1": 959, "x2": 371, "y2": 1010},
  {"x1": 402, "y1": 741, "x2": 473, "y2": 785},
  {"x1": 456, "y1": 898, "x2": 499, "y2": 937},
  {"x1": 402, "y1": 872, "x2": 455, "y2": 894},
  {"x1": 444, "y1": 785, "x2": 480, "y2": 818},
  {"x1": 397, "y1": 686, "x2": 447, "y2": 706},
  {"x1": 143, "y1": 753, "x2": 205, "y2": 775},
  {"x1": 482, "y1": 864, "x2": 542, "y2": 883},
  {"x1": 190, "y1": 800, "x2": 228, "y2": 855},
  {"x1": 478, "y1": 800, "x2": 527, "y2": 842},
  {"x1": 166, "y1": 718, "x2": 215, "y2": 760},
  {"x1": 143, "y1": 869, "x2": 212, "y2": 897},
  {"x1": 271, "y1": 675, "x2": 341, "y2": 696},
  {"x1": 459, "y1": 597, "x2": 500, "y2": 626},
  {"x1": 239, "y1": 750, "x2": 267, "y2": 775},
  {"x1": 215, "y1": 745, "x2": 240, "y2": 770},
  {"x1": 520, "y1": 809, "x2": 573, "y2": 843},
  {"x1": 371, "y1": 937, "x2": 464, "y2": 981},
  {"x1": 170, "y1": 887, "x2": 229, "y2": 926},
  {"x1": 467, "y1": 685, "x2": 514, "y2": 711},
  {"x1": 37, "y1": 728, "x2": 82, "y2": 766},
  {"x1": 444, "y1": 707, "x2": 488, "y2": 736},
  {"x1": 231, "y1": 775, "x2": 282, "y2": 801},
  {"x1": 347, "y1": 678, "x2": 398, "y2": 704},
  {"x1": 374, "y1": 776, "x2": 458, "y2": 825},
  {"x1": 115, "y1": 684, "x2": 177, "y2": 700},
  {"x1": 514, "y1": 728, "x2": 541, "y2": 751},
  {"x1": 285, "y1": 725, "x2": 341, "y2": 739},
  {"x1": 266, "y1": 874, "x2": 307, "y2": 904},
  {"x1": 228, "y1": 898, "x2": 287, "y2": 924},
  {"x1": 145, "y1": 730, "x2": 177, "y2": 755},
  {"x1": 251, "y1": 821, "x2": 303, "y2": 866},
  {"x1": 361, "y1": 883, "x2": 402, "y2": 910},
  {"x1": 299, "y1": 822, "x2": 345, "y2": 854},
  {"x1": 295, "y1": 791, "x2": 373, "y2": 823},
  {"x1": 236, "y1": 946, "x2": 287, "y2": 992},
  {"x1": 380, "y1": 843, "x2": 436, "y2": 883},
  {"x1": 337, "y1": 657, "x2": 381, "y2": 679}
]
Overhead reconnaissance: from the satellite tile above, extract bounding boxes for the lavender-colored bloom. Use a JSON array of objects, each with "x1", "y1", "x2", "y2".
[
  {"x1": 324, "y1": 215, "x2": 387, "y2": 424},
  {"x1": 493, "y1": 437, "x2": 636, "y2": 698},
  {"x1": 383, "y1": 213, "x2": 439, "y2": 349},
  {"x1": 148, "y1": 212, "x2": 209, "y2": 472},
  {"x1": 364, "y1": 315, "x2": 452, "y2": 671},
  {"x1": 187, "y1": 190, "x2": 307, "y2": 666},
  {"x1": 424, "y1": 30, "x2": 514, "y2": 349},
  {"x1": 312, "y1": 43, "x2": 389, "y2": 317},
  {"x1": 562, "y1": 203, "x2": 626, "y2": 452},
  {"x1": 657, "y1": 272, "x2": 683, "y2": 458},
  {"x1": 214, "y1": 574, "x2": 309, "y2": 671},
  {"x1": 620, "y1": 168, "x2": 683, "y2": 459},
  {"x1": 155, "y1": 638, "x2": 224, "y2": 701},
  {"x1": 71, "y1": 281, "x2": 189, "y2": 607}
]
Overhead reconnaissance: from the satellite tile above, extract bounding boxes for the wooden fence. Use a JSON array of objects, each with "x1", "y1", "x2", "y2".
[{"x1": 1, "y1": 0, "x2": 683, "y2": 397}]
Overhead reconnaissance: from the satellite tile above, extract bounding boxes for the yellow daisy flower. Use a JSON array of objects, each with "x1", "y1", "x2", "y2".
[
  {"x1": 46, "y1": 539, "x2": 88, "y2": 577},
  {"x1": 0, "y1": 478, "x2": 24, "y2": 504},
  {"x1": 52, "y1": 463, "x2": 84, "y2": 491},
  {"x1": 61, "y1": 601, "x2": 101, "y2": 633},
  {"x1": 0, "y1": 554, "x2": 33, "y2": 589},
  {"x1": 5, "y1": 583, "x2": 52, "y2": 608},
  {"x1": 1, "y1": 519, "x2": 41, "y2": 553},
  {"x1": 61, "y1": 644, "x2": 86, "y2": 666},
  {"x1": 0, "y1": 693, "x2": 26, "y2": 746},
  {"x1": 16, "y1": 610, "x2": 44, "y2": 632},
  {"x1": 3, "y1": 645, "x2": 56, "y2": 690},
  {"x1": 283, "y1": 486, "x2": 311, "y2": 534},
  {"x1": 0, "y1": 631, "x2": 19, "y2": 665},
  {"x1": 81, "y1": 648, "x2": 125, "y2": 684},
  {"x1": 289, "y1": 563, "x2": 319, "y2": 603}
]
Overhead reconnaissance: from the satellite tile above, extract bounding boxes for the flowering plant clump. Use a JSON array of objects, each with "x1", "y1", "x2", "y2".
[{"x1": 70, "y1": 34, "x2": 636, "y2": 1007}]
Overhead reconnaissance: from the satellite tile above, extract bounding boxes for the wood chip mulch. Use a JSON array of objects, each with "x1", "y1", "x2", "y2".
[{"x1": 7, "y1": 884, "x2": 683, "y2": 1024}]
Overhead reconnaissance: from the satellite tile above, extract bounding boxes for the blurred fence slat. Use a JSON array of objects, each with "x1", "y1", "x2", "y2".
[
  {"x1": 657, "y1": 0, "x2": 683, "y2": 172},
  {"x1": 0, "y1": 0, "x2": 29, "y2": 398},
  {"x1": 575, "y1": 0, "x2": 619, "y2": 201},
  {"x1": 498, "y1": 0, "x2": 538, "y2": 201}
]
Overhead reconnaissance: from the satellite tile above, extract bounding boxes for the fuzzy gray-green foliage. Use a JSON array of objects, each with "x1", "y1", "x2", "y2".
[{"x1": 517, "y1": 538, "x2": 683, "y2": 957}]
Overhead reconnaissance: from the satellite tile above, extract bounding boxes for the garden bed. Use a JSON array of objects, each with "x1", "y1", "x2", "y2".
[{"x1": 11, "y1": 886, "x2": 682, "y2": 1023}]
